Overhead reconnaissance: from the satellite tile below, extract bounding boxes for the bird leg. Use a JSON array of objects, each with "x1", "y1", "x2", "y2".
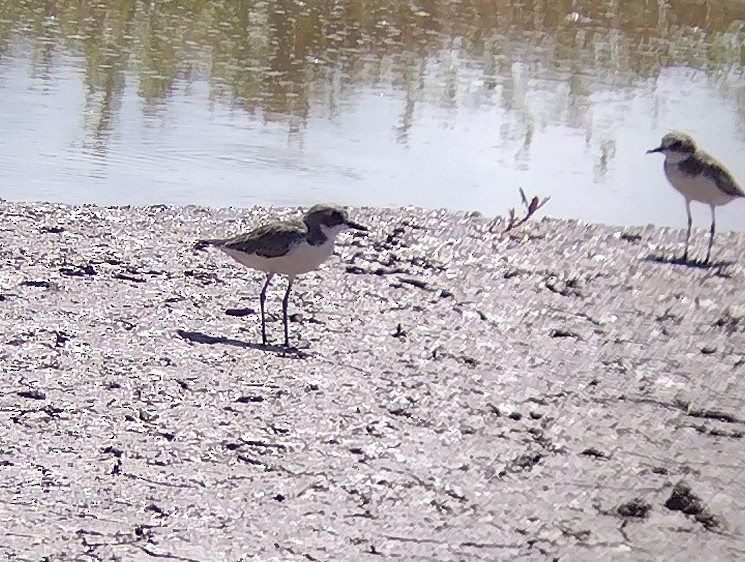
[
  {"x1": 706, "y1": 204, "x2": 716, "y2": 264},
  {"x1": 259, "y1": 273, "x2": 274, "y2": 345},
  {"x1": 282, "y1": 276, "x2": 295, "y2": 347},
  {"x1": 683, "y1": 199, "x2": 692, "y2": 263}
]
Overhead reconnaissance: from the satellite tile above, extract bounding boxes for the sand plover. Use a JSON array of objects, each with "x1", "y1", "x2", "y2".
[
  {"x1": 647, "y1": 131, "x2": 744, "y2": 263},
  {"x1": 196, "y1": 203, "x2": 367, "y2": 347}
]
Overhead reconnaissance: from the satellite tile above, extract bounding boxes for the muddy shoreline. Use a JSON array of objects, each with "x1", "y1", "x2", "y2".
[{"x1": 1, "y1": 201, "x2": 744, "y2": 561}]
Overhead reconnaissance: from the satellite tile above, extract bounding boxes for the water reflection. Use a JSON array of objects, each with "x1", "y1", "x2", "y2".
[{"x1": 0, "y1": 0, "x2": 744, "y2": 229}]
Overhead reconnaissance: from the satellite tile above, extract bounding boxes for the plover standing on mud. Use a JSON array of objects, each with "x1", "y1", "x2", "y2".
[
  {"x1": 196, "y1": 203, "x2": 367, "y2": 347},
  {"x1": 647, "y1": 131, "x2": 745, "y2": 263}
]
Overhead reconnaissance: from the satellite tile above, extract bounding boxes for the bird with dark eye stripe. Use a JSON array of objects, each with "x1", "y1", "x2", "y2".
[{"x1": 196, "y1": 203, "x2": 367, "y2": 347}]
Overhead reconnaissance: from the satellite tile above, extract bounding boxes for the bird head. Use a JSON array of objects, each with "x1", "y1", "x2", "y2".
[
  {"x1": 304, "y1": 203, "x2": 367, "y2": 236},
  {"x1": 647, "y1": 131, "x2": 697, "y2": 162}
]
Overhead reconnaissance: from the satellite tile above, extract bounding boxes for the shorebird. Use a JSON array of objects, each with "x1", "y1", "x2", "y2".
[
  {"x1": 196, "y1": 203, "x2": 367, "y2": 347},
  {"x1": 647, "y1": 131, "x2": 744, "y2": 263}
]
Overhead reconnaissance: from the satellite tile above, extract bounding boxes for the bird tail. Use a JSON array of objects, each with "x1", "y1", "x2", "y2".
[{"x1": 194, "y1": 238, "x2": 224, "y2": 251}]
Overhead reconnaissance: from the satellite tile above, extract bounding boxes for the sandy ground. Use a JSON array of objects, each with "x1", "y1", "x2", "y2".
[{"x1": 1, "y1": 201, "x2": 744, "y2": 562}]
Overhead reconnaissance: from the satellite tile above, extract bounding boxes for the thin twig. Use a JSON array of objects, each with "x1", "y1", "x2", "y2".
[{"x1": 501, "y1": 188, "x2": 551, "y2": 233}]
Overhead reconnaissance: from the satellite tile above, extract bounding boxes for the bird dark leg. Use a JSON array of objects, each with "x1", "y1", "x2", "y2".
[
  {"x1": 706, "y1": 204, "x2": 716, "y2": 264},
  {"x1": 683, "y1": 200, "x2": 692, "y2": 263},
  {"x1": 282, "y1": 276, "x2": 294, "y2": 347},
  {"x1": 259, "y1": 273, "x2": 274, "y2": 345}
]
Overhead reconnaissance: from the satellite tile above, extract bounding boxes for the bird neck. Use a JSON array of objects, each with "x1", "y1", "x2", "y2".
[
  {"x1": 665, "y1": 151, "x2": 694, "y2": 165},
  {"x1": 305, "y1": 222, "x2": 329, "y2": 246}
]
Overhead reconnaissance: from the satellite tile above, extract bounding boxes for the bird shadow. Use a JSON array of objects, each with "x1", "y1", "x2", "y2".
[
  {"x1": 176, "y1": 329, "x2": 310, "y2": 358},
  {"x1": 643, "y1": 253, "x2": 734, "y2": 270}
]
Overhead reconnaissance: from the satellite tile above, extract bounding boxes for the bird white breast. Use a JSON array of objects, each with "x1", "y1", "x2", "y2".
[
  {"x1": 664, "y1": 162, "x2": 738, "y2": 207},
  {"x1": 221, "y1": 237, "x2": 336, "y2": 276}
]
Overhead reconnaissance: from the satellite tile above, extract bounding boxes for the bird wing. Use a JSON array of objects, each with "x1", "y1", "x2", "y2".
[
  {"x1": 686, "y1": 151, "x2": 745, "y2": 198},
  {"x1": 220, "y1": 221, "x2": 307, "y2": 258},
  {"x1": 707, "y1": 167, "x2": 745, "y2": 198}
]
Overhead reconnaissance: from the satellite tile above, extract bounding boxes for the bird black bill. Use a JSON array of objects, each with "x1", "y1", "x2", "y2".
[{"x1": 646, "y1": 146, "x2": 663, "y2": 154}]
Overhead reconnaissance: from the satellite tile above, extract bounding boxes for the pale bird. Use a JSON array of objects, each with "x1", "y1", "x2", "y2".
[{"x1": 647, "y1": 131, "x2": 744, "y2": 263}]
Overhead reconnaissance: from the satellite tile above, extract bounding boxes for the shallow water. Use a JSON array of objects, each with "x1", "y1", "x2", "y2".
[{"x1": 1, "y1": 1, "x2": 745, "y2": 230}]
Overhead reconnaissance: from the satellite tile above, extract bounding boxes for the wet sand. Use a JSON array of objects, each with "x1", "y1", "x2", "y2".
[{"x1": 1, "y1": 201, "x2": 744, "y2": 561}]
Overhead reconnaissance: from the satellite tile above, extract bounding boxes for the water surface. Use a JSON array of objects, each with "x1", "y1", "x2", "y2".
[{"x1": 1, "y1": 1, "x2": 745, "y2": 230}]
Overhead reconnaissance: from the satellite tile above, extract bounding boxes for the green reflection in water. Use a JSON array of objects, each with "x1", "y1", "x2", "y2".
[{"x1": 1, "y1": 1, "x2": 745, "y2": 147}]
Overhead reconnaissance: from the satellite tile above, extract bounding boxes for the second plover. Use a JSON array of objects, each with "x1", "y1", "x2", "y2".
[
  {"x1": 647, "y1": 131, "x2": 744, "y2": 263},
  {"x1": 196, "y1": 203, "x2": 367, "y2": 347}
]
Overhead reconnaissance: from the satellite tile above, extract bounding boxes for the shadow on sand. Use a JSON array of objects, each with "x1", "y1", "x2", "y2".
[
  {"x1": 176, "y1": 329, "x2": 309, "y2": 358},
  {"x1": 643, "y1": 253, "x2": 734, "y2": 270}
]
